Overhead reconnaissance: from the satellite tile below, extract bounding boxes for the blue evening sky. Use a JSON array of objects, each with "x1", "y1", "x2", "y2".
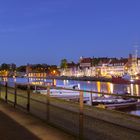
[{"x1": 0, "y1": 0, "x2": 140, "y2": 65}]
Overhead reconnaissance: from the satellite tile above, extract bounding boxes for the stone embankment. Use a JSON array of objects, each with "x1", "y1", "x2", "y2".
[{"x1": 47, "y1": 76, "x2": 112, "y2": 82}]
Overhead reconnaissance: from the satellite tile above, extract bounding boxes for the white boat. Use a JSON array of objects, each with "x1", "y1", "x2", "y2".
[
  {"x1": 103, "y1": 101, "x2": 138, "y2": 109},
  {"x1": 56, "y1": 84, "x2": 80, "y2": 90},
  {"x1": 93, "y1": 96, "x2": 138, "y2": 109},
  {"x1": 33, "y1": 84, "x2": 81, "y2": 98}
]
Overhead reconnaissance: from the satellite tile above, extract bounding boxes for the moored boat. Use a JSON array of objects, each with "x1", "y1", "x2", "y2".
[
  {"x1": 111, "y1": 73, "x2": 131, "y2": 84},
  {"x1": 93, "y1": 96, "x2": 138, "y2": 110},
  {"x1": 111, "y1": 76, "x2": 130, "y2": 84}
]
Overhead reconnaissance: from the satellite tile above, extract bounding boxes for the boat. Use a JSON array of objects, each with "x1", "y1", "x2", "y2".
[
  {"x1": 111, "y1": 73, "x2": 132, "y2": 84},
  {"x1": 134, "y1": 80, "x2": 140, "y2": 85},
  {"x1": 101, "y1": 101, "x2": 138, "y2": 110},
  {"x1": 93, "y1": 96, "x2": 138, "y2": 110},
  {"x1": 33, "y1": 84, "x2": 80, "y2": 96},
  {"x1": 56, "y1": 84, "x2": 80, "y2": 90},
  {"x1": 111, "y1": 73, "x2": 140, "y2": 85},
  {"x1": 33, "y1": 84, "x2": 90, "y2": 102},
  {"x1": 112, "y1": 76, "x2": 130, "y2": 84}
]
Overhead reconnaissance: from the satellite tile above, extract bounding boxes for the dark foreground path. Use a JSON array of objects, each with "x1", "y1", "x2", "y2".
[{"x1": 0, "y1": 101, "x2": 76, "y2": 140}]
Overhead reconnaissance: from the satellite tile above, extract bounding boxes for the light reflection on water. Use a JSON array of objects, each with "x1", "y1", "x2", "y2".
[{"x1": 6, "y1": 77, "x2": 140, "y2": 96}]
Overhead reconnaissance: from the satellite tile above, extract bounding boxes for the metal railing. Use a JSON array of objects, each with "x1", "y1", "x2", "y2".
[{"x1": 0, "y1": 81, "x2": 140, "y2": 140}]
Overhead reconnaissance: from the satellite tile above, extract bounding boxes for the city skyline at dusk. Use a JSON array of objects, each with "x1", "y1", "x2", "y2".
[
  {"x1": 0, "y1": 0, "x2": 140, "y2": 65},
  {"x1": 0, "y1": 1, "x2": 140, "y2": 140}
]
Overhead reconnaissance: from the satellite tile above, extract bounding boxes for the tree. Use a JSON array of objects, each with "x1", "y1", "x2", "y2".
[
  {"x1": 0, "y1": 63, "x2": 10, "y2": 70},
  {"x1": 16, "y1": 65, "x2": 26, "y2": 72},
  {"x1": 60, "y1": 59, "x2": 67, "y2": 69}
]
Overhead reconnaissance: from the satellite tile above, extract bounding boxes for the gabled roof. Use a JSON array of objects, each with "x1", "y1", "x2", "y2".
[
  {"x1": 67, "y1": 62, "x2": 79, "y2": 68},
  {"x1": 109, "y1": 58, "x2": 128, "y2": 65},
  {"x1": 80, "y1": 57, "x2": 92, "y2": 63},
  {"x1": 97, "y1": 58, "x2": 111, "y2": 65}
]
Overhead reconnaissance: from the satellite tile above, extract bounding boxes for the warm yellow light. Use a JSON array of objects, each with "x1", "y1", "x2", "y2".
[
  {"x1": 97, "y1": 81, "x2": 101, "y2": 97},
  {"x1": 110, "y1": 71, "x2": 114, "y2": 75},
  {"x1": 135, "y1": 85, "x2": 139, "y2": 96},
  {"x1": 135, "y1": 76, "x2": 139, "y2": 80}
]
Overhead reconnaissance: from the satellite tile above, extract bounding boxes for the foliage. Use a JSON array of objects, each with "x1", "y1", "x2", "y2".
[
  {"x1": 0, "y1": 63, "x2": 16, "y2": 71},
  {"x1": 16, "y1": 65, "x2": 26, "y2": 72},
  {"x1": 60, "y1": 59, "x2": 68, "y2": 69},
  {"x1": 0, "y1": 63, "x2": 10, "y2": 70}
]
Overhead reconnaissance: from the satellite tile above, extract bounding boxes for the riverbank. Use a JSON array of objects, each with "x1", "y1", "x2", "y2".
[
  {"x1": 46, "y1": 76, "x2": 112, "y2": 82},
  {"x1": 0, "y1": 76, "x2": 112, "y2": 82}
]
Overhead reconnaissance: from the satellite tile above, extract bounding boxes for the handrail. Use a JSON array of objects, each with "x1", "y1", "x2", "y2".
[
  {"x1": 21, "y1": 83, "x2": 140, "y2": 100},
  {"x1": 1, "y1": 82, "x2": 140, "y2": 99}
]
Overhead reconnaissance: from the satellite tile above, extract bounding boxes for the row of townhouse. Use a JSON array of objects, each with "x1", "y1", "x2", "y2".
[
  {"x1": 60, "y1": 58, "x2": 95, "y2": 77},
  {"x1": 60, "y1": 55, "x2": 140, "y2": 77}
]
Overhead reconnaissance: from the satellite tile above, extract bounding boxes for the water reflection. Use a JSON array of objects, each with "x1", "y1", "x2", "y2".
[
  {"x1": 136, "y1": 85, "x2": 139, "y2": 96},
  {"x1": 2, "y1": 77, "x2": 140, "y2": 96},
  {"x1": 63, "y1": 80, "x2": 69, "y2": 85},
  {"x1": 97, "y1": 82, "x2": 101, "y2": 93},
  {"x1": 53, "y1": 79, "x2": 57, "y2": 86},
  {"x1": 3, "y1": 77, "x2": 8, "y2": 82},
  {"x1": 107, "y1": 82, "x2": 114, "y2": 93},
  {"x1": 130, "y1": 84, "x2": 134, "y2": 96}
]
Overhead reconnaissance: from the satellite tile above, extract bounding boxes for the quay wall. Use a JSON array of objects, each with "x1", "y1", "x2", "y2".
[{"x1": 47, "y1": 76, "x2": 112, "y2": 82}]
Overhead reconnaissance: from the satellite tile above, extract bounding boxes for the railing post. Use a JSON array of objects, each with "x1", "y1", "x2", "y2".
[
  {"x1": 14, "y1": 83, "x2": 17, "y2": 107},
  {"x1": 79, "y1": 91, "x2": 84, "y2": 139},
  {"x1": 90, "y1": 91, "x2": 93, "y2": 106},
  {"x1": 27, "y1": 84, "x2": 30, "y2": 112},
  {"x1": 47, "y1": 86, "x2": 50, "y2": 122},
  {"x1": 5, "y1": 82, "x2": 8, "y2": 102},
  {"x1": 0, "y1": 81, "x2": 1, "y2": 99}
]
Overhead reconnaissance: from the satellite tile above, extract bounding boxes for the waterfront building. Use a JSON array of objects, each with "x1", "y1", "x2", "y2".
[
  {"x1": 60, "y1": 62, "x2": 79, "y2": 77},
  {"x1": 137, "y1": 58, "x2": 140, "y2": 74},
  {"x1": 59, "y1": 55, "x2": 140, "y2": 78},
  {"x1": 26, "y1": 64, "x2": 59, "y2": 78},
  {"x1": 79, "y1": 57, "x2": 92, "y2": 68},
  {"x1": 95, "y1": 58, "x2": 111, "y2": 77},
  {"x1": 0, "y1": 70, "x2": 9, "y2": 77},
  {"x1": 107, "y1": 58, "x2": 128, "y2": 76},
  {"x1": 79, "y1": 57, "x2": 95, "y2": 76}
]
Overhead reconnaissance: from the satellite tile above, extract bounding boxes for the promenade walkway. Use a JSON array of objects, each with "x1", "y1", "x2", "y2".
[{"x1": 0, "y1": 100, "x2": 76, "y2": 140}]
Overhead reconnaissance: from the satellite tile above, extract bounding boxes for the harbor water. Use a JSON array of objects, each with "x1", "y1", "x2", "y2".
[{"x1": 2, "y1": 77, "x2": 140, "y2": 116}]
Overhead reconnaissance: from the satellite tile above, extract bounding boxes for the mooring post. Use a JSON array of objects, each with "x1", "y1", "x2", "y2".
[
  {"x1": 0, "y1": 80, "x2": 1, "y2": 99},
  {"x1": 90, "y1": 90, "x2": 93, "y2": 105},
  {"x1": 79, "y1": 91, "x2": 84, "y2": 139}
]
